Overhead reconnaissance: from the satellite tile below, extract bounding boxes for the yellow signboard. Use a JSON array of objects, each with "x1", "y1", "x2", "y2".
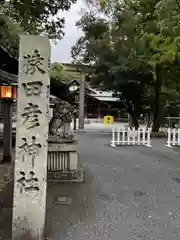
[{"x1": 104, "y1": 115, "x2": 113, "y2": 124}]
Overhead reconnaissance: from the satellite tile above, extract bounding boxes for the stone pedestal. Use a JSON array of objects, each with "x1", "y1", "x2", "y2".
[{"x1": 47, "y1": 138, "x2": 83, "y2": 182}]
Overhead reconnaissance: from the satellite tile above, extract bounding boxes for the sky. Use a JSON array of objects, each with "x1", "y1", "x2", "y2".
[{"x1": 51, "y1": 0, "x2": 86, "y2": 64}]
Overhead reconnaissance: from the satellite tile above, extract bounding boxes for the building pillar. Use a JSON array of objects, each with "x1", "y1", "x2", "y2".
[
  {"x1": 0, "y1": 101, "x2": 4, "y2": 120},
  {"x1": 98, "y1": 104, "x2": 101, "y2": 119},
  {"x1": 2, "y1": 99, "x2": 12, "y2": 163},
  {"x1": 73, "y1": 117, "x2": 77, "y2": 130},
  {"x1": 79, "y1": 73, "x2": 85, "y2": 129},
  {"x1": 85, "y1": 96, "x2": 88, "y2": 119}
]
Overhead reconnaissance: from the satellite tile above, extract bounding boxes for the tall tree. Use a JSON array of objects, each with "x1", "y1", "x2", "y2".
[{"x1": 72, "y1": 0, "x2": 180, "y2": 131}]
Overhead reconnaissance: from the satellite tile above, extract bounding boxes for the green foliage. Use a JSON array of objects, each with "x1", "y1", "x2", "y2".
[
  {"x1": 1, "y1": 0, "x2": 77, "y2": 37},
  {"x1": 50, "y1": 62, "x2": 81, "y2": 82},
  {"x1": 0, "y1": 0, "x2": 77, "y2": 56},
  {"x1": 72, "y1": 0, "x2": 180, "y2": 124}
]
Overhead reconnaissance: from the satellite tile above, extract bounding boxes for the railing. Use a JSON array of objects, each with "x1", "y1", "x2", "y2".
[
  {"x1": 47, "y1": 141, "x2": 78, "y2": 181},
  {"x1": 48, "y1": 151, "x2": 70, "y2": 171},
  {"x1": 111, "y1": 128, "x2": 151, "y2": 147},
  {"x1": 166, "y1": 128, "x2": 180, "y2": 147}
]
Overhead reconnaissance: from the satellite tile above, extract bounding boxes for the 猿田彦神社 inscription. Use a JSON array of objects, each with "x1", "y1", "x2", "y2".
[
  {"x1": 22, "y1": 81, "x2": 43, "y2": 96},
  {"x1": 23, "y1": 49, "x2": 46, "y2": 75},
  {"x1": 17, "y1": 171, "x2": 39, "y2": 194},
  {"x1": 21, "y1": 103, "x2": 42, "y2": 129},
  {"x1": 18, "y1": 136, "x2": 42, "y2": 167}
]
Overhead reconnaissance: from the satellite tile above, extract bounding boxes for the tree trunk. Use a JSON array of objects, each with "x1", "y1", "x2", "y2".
[
  {"x1": 127, "y1": 105, "x2": 139, "y2": 130},
  {"x1": 152, "y1": 64, "x2": 162, "y2": 132},
  {"x1": 121, "y1": 98, "x2": 139, "y2": 130},
  {"x1": 146, "y1": 113, "x2": 151, "y2": 129}
]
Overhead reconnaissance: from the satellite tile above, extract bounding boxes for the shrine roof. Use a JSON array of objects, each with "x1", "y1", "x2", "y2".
[
  {"x1": 86, "y1": 92, "x2": 111, "y2": 106},
  {"x1": 62, "y1": 63, "x2": 96, "y2": 73},
  {"x1": 90, "y1": 90, "x2": 120, "y2": 102},
  {"x1": 0, "y1": 69, "x2": 18, "y2": 84},
  {"x1": 94, "y1": 96, "x2": 120, "y2": 102},
  {"x1": 0, "y1": 47, "x2": 119, "y2": 104},
  {"x1": 69, "y1": 79, "x2": 96, "y2": 94},
  {"x1": 0, "y1": 46, "x2": 18, "y2": 75}
]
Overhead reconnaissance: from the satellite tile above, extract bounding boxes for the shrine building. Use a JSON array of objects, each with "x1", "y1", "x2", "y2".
[{"x1": 0, "y1": 46, "x2": 124, "y2": 123}]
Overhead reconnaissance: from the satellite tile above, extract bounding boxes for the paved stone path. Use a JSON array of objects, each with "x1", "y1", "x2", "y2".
[{"x1": 45, "y1": 133, "x2": 180, "y2": 240}]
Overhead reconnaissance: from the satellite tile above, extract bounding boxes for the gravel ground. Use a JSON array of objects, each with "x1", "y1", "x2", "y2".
[
  {"x1": 45, "y1": 133, "x2": 180, "y2": 240},
  {"x1": 1, "y1": 133, "x2": 180, "y2": 239}
]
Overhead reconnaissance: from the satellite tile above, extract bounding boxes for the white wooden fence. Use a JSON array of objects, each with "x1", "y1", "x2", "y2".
[
  {"x1": 166, "y1": 128, "x2": 180, "y2": 147},
  {"x1": 111, "y1": 128, "x2": 151, "y2": 147}
]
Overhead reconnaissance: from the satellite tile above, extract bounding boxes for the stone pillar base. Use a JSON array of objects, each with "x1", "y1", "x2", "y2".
[{"x1": 47, "y1": 139, "x2": 83, "y2": 183}]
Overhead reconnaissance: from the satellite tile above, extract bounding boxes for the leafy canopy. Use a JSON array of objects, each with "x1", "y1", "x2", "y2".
[
  {"x1": 0, "y1": 0, "x2": 77, "y2": 56},
  {"x1": 50, "y1": 62, "x2": 81, "y2": 83},
  {"x1": 72, "y1": 0, "x2": 180, "y2": 108}
]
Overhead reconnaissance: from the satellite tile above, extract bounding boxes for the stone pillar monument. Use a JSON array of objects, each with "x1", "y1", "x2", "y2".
[{"x1": 12, "y1": 35, "x2": 50, "y2": 239}]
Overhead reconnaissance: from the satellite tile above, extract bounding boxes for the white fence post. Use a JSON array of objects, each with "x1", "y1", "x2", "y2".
[
  {"x1": 111, "y1": 128, "x2": 116, "y2": 147},
  {"x1": 132, "y1": 129, "x2": 136, "y2": 145},
  {"x1": 122, "y1": 129, "x2": 125, "y2": 145},
  {"x1": 172, "y1": 128, "x2": 176, "y2": 146},
  {"x1": 110, "y1": 127, "x2": 152, "y2": 147},
  {"x1": 166, "y1": 128, "x2": 171, "y2": 147},
  {"x1": 127, "y1": 128, "x2": 130, "y2": 145},
  {"x1": 137, "y1": 128, "x2": 141, "y2": 145},
  {"x1": 142, "y1": 128, "x2": 145, "y2": 145},
  {"x1": 117, "y1": 128, "x2": 120, "y2": 145},
  {"x1": 178, "y1": 129, "x2": 180, "y2": 146},
  {"x1": 146, "y1": 128, "x2": 152, "y2": 147},
  {"x1": 166, "y1": 128, "x2": 180, "y2": 147}
]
